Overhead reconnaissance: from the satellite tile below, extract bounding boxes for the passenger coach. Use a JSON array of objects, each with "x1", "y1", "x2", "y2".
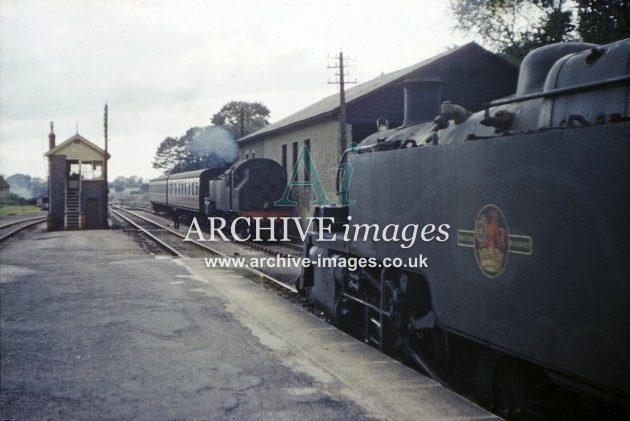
[{"x1": 148, "y1": 158, "x2": 288, "y2": 228}]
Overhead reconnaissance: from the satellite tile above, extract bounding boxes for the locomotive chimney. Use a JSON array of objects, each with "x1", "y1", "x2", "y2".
[
  {"x1": 48, "y1": 121, "x2": 56, "y2": 150},
  {"x1": 401, "y1": 78, "x2": 443, "y2": 127}
]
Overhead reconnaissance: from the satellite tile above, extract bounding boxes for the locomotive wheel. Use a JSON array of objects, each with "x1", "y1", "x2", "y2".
[
  {"x1": 401, "y1": 139, "x2": 417, "y2": 148},
  {"x1": 492, "y1": 357, "x2": 569, "y2": 421}
]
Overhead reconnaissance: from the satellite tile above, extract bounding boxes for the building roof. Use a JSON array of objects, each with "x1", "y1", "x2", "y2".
[
  {"x1": 238, "y1": 42, "x2": 508, "y2": 144},
  {"x1": 44, "y1": 133, "x2": 110, "y2": 158},
  {"x1": 0, "y1": 175, "x2": 9, "y2": 188}
]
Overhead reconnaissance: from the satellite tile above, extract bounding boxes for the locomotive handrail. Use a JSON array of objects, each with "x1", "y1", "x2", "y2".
[{"x1": 488, "y1": 74, "x2": 630, "y2": 108}]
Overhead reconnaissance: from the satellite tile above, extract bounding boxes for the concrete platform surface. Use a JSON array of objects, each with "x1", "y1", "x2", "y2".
[{"x1": 0, "y1": 228, "x2": 498, "y2": 420}]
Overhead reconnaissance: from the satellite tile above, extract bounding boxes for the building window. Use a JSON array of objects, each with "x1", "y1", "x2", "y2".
[
  {"x1": 281, "y1": 144, "x2": 287, "y2": 177},
  {"x1": 80, "y1": 161, "x2": 103, "y2": 180},
  {"x1": 304, "y1": 139, "x2": 311, "y2": 181},
  {"x1": 292, "y1": 141, "x2": 299, "y2": 181},
  {"x1": 69, "y1": 162, "x2": 80, "y2": 176}
]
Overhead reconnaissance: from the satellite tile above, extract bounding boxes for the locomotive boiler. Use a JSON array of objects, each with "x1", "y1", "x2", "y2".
[
  {"x1": 298, "y1": 39, "x2": 630, "y2": 419},
  {"x1": 149, "y1": 158, "x2": 287, "y2": 227}
]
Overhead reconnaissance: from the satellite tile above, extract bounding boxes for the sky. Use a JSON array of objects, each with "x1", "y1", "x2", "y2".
[{"x1": 0, "y1": 0, "x2": 471, "y2": 181}]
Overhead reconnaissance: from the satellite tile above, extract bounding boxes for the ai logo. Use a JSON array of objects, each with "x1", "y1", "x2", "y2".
[{"x1": 274, "y1": 143, "x2": 357, "y2": 207}]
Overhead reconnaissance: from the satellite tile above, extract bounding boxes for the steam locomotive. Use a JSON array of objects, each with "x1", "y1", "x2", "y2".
[
  {"x1": 298, "y1": 39, "x2": 630, "y2": 418},
  {"x1": 149, "y1": 158, "x2": 288, "y2": 227}
]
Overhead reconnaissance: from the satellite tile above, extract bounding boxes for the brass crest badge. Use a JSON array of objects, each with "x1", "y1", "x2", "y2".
[{"x1": 458, "y1": 204, "x2": 533, "y2": 278}]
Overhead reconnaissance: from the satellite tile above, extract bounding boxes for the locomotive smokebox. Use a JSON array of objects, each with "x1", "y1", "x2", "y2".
[{"x1": 401, "y1": 78, "x2": 443, "y2": 127}]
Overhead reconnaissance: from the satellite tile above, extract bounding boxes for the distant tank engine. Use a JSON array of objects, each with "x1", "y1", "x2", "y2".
[
  {"x1": 149, "y1": 158, "x2": 288, "y2": 228},
  {"x1": 207, "y1": 158, "x2": 289, "y2": 233},
  {"x1": 299, "y1": 39, "x2": 630, "y2": 419}
]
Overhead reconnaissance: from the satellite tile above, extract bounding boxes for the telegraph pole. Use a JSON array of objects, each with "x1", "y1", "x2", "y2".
[
  {"x1": 328, "y1": 51, "x2": 356, "y2": 158},
  {"x1": 104, "y1": 103, "x2": 109, "y2": 189}
]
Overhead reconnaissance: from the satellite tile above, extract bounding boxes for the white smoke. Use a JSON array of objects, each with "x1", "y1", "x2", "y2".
[{"x1": 188, "y1": 125, "x2": 238, "y2": 164}]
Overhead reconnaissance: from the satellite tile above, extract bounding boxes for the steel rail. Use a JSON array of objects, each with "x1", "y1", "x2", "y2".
[
  {"x1": 111, "y1": 206, "x2": 298, "y2": 293},
  {"x1": 0, "y1": 217, "x2": 47, "y2": 242},
  {"x1": 0, "y1": 216, "x2": 48, "y2": 231},
  {"x1": 110, "y1": 208, "x2": 189, "y2": 260}
]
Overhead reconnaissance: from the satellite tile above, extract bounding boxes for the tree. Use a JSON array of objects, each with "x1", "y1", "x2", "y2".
[
  {"x1": 108, "y1": 175, "x2": 144, "y2": 189},
  {"x1": 211, "y1": 101, "x2": 270, "y2": 139},
  {"x1": 451, "y1": 0, "x2": 630, "y2": 64},
  {"x1": 0, "y1": 192, "x2": 21, "y2": 205},
  {"x1": 152, "y1": 125, "x2": 238, "y2": 174},
  {"x1": 6, "y1": 174, "x2": 48, "y2": 199},
  {"x1": 152, "y1": 136, "x2": 185, "y2": 174},
  {"x1": 450, "y1": 0, "x2": 576, "y2": 64},
  {"x1": 576, "y1": 0, "x2": 630, "y2": 44}
]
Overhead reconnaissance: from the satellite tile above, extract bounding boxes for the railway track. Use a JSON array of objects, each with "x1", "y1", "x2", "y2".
[
  {"x1": 115, "y1": 205, "x2": 304, "y2": 256},
  {"x1": 0, "y1": 216, "x2": 47, "y2": 243},
  {"x1": 110, "y1": 205, "x2": 299, "y2": 294},
  {"x1": 120, "y1": 203, "x2": 303, "y2": 249},
  {"x1": 109, "y1": 206, "x2": 484, "y2": 412}
]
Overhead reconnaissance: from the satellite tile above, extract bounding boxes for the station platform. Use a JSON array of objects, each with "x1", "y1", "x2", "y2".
[{"x1": 0, "y1": 228, "x2": 498, "y2": 420}]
